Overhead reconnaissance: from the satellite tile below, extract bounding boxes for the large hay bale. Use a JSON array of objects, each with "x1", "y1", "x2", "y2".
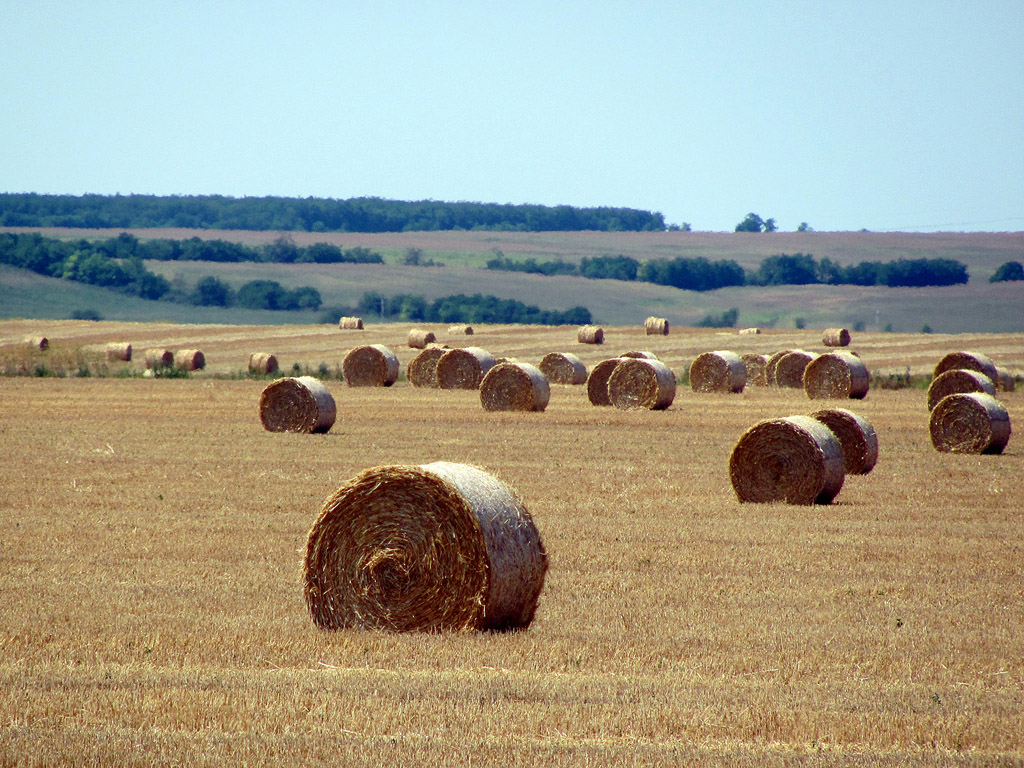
[
  {"x1": 144, "y1": 348, "x2": 174, "y2": 368},
  {"x1": 437, "y1": 347, "x2": 496, "y2": 390},
  {"x1": 741, "y1": 353, "x2": 770, "y2": 387},
  {"x1": 303, "y1": 462, "x2": 547, "y2": 632},
  {"x1": 822, "y1": 328, "x2": 851, "y2": 347},
  {"x1": 996, "y1": 367, "x2": 1016, "y2": 392},
  {"x1": 689, "y1": 350, "x2": 746, "y2": 393},
  {"x1": 729, "y1": 415, "x2": 846, "y2": 504},
  {"x1": 933, "y1": 351, "x2": 999, "y2": 383},
  {"x1": 248, "y1": 352, "x2": 279, "y2": 375},
  {"x1": 620, "y1": 350, "x2": 659, "y2": 360},
  {"x1": 448, "y1": 324, "x2": 474, "y2": 335},
  {"x1": 775, "y1": 350, "x2": 817, "y2": 388},
  {"x1": 407, "y1": 346, "x2": 447, "y2": 388},
  {"x1": 607, "y1": 358, "x2": 676, "y2": 410},
  {"x1": 803, "y1": 351, "x2": 869, "y2": 399},
  {"x1": 480, "y1": 362, "x2": 550, "y2": 411},
  {"x1": 809, "y1": 407, "x2": 878, "y2": 475},
  {"x1": 577, "y1": 325, "x2": 604, "y2": 344},
  {"x1": 174, "y1": 349, "x2": 205, "y2": 371},
  {"x1": 339, "y1": 317, "x2": 364, "y2": 330},
  {"x1": 539, "y1": 352, "x2": 588, "y2": 385},
  {"x1": 644, "y1": 316, "x2": 669, "y2": 336},
  {"x1": 930, "y1": 392, "x2": 1011, "y2": 454},
  {"x1": 104, "y1": 342, "x2": 132, "y2": 362},
  {"x1": 408, "y1": 329, "x2": 437, "y2": 349},
  {"x1": 765, "y1": 350, "x2": 793, "y2": 385},
  {"x1": 738, "y1": 327, "x2": 761, "y2": 335},
  {"x1": 926, "y1": 369, "x2": 996, "y2": 411},
  {"x1": 343, "y1": 344, "x2": 400, "y2": 387},
  {"x1": 24, "y1": 336, "x2": 48, "y2": 350},
  {"x1": 586, "y1": 358, "x2": 623, "y2": 406},
  {"x1": 259, "y1": 376, "x2": 336, "y2": 433}
]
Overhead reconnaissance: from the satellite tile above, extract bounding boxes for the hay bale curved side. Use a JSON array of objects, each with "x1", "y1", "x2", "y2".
[
  {"x1": 741, "y1": 353, "x2": 770, "y2": 387},
  {"x1": 926, "y1": 369, "x2": 995, "y2": 411},
  {"x1": 480, "y1": 362, "x2": 550, "y2": 412},
  {"x1": 620, "y1": 350, "x2": 659, "y2": 360},
  {"x1": 577, "y1": 325, "x2": 604, "y2": 344},
  {"x1": 339, "y1": 316, "x2": 364, "y2": 330},
  {"x1": 765, "y1": 350, "x2": 794, "y2": 386},
  {"x1": 775, "y1": 350, "x2": 817, "y2": 388},
  {"x1": 644, "y1": 316, "x2": 669, "y2": 336},
  {"x1": 259, "y1": 376, "x2": 336, "y2": 433},
  {"x1": 407, "y1": 346, "x2": 448, "y2": 388},
  {"x1": 174, "y1": 349, "x2": 205, "y2": 371},
  {"x1": 343, "y1": 344, "x2": 400, "y2": 387},
  {"x1": 437, "y1": 347, "x2": 496, "y2": 390},
  {"x1": 729, "y1": 415, "x2": 846, "y2": 504},
  {"x1": 933, "y1": 351, "x2": 999, "y2": 383},
  {"x1": 822, "y1": 328, "x2": 851, "y2": 347},
  {"x1": 586, "y1": 358, "x2": 623, "y2": 406},
  {"x1": 930, "y1": 392, "x2": 1011, "y2": 454},
  {"x1": 539, "y1": 352, "x2": 588, "y2": 385},
  {"x1": 607, "y1": 358, "x2": 676, "y2": 410},
  {"x1": 303, "y1": 462, "x2": 547, "y2": 632},
  {"x1": 804, "y1": 351, "x2": 869, "y2": 399},
  {"x1": 248, "y1": 352, "x2": 279, "y2": 375},
  {"x1": 104, "y1": 342, "x2": 132, "y2": 362},
  {"x1": 809, "y1": 407, "x2": 878, "y2": 474},
  {"x1": 689, "y1": 350, "x2": 746, "y2": 393},
  {"x1": 996, "y1": 368, "x2": 1016, "y2": 392},
  {"x1": 144, "y1": 348, "x2": 174, "y2": 368},
  {"x1": 408, "y1": 329, "x2": 437, "y2": 349}
]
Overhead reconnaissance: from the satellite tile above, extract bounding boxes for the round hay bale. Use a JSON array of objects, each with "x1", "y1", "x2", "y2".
[
  {"x1": 930, "y1": 392, "x2": 1011, "y2": 455},
  {"x1": 437, "y1": 347, "x2": 495, "y2": 390},
  {"x1": 338, "y1": 316, "x2": 364, "y2": 330},
  {"x1": 803, "y1": 351, "x2": 870, "y2": 399},
  {"x1": 408, "y1": 329, "x2": 437, "y2": 349},
  {"x1": 586, "y1": 358, "x2": 623, "y2": 406},
  {"x1": 933, "y1": 351, "x2": 998, "y2": 383},
  {"x1": 607, "y1": 358, "x2": 676, "y2": 410},
  {"x1": 343, "y1": 344, "x2": 400, "y2": 387},
  {"x1": 996, "y1": 367, "x2": 1016, "y2": 392},
  {"x1": 248, "y1": 352, "x2": 279, "y2": 375},
  {"x1": 539, "y1": 352, "x2": 588, "y2": 385},
  {"x1": 741, "y1": 353, "x2": 770, "y2": 387},
  {"x1": 775, "y1": 350, "x2": 817, "y2": 388},
  {"x1": 738, "y1": 327, "x2": 762, "y2": 335},
  {"x1": 104, "y1": 342, "x2": 132, "y2": 362},
  {"x1": 729, "y1": 415, "x2": 846, "y2": 504},
  {"x1": 24, "y1": 336, "x2": 48, "y2": 350},
  {"x1": 644, "y1": 316, "x2": 669, "y2": 336},
  {"x1": 620, "y1": 350, "x2": 658, "y2": 360},
  {"x1": 144, "y1": 348, "x2": 174, "y2": 368},
  {"x1": 448, "y1": 324, "x2": 474, "y2": 335},
  {"x1": 259, "y1": 376, "x2": 336, "y2": 434},
  {"x1": 480, "y1": 362, "x2": 550, "y2": 412},
  {"x1": 407, "y1": 346, "x2": 448, "y2": 388},
  {"x1": 765, "y1": 350, "x2": 793, "y2": 385},
  {"x1": 822, "y1": 328, "x2": 851, "y2": 347},
  {"x1": 174, "y1": 349, "x2": 205, "y2": 371},
  {"x1": 926, "y1": 369, "x2": 995, "y2": 411},
  {"x1": 689, "y1": 350, "x2": 747, "y2": 393},
  {"x1": 304, "y1": 462, "x2": 548, "y2": 632},
  {"x1": 809, "y1": 407, "x2": 878, "y2": 475},
  {"x1": 577, "y1": 325, "x2": 604, "y2": 344}
]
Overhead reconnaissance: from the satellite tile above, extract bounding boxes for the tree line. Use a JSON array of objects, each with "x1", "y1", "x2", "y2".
[{"x1": 339, "y1": 292, "x2": 592, "y2": 326}]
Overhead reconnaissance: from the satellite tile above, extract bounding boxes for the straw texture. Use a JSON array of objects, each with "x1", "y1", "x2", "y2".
[
  {"x1": 620, "y1": 351, "x2": 659, "y2": 360},
  {"x1": 822, "y1": 328, "x2": 852, "y2": 347},
  {"x1": 741, "y1": 353, "x2": 770, "y2": 387},
  {"x1": 926, "y1": 369, "x2": 996, "y2": 411},
  {"x1": 803, "y1": 351, "x2": 870, "y2": 399},
  {"x1": 933, "y1": 351, "x2": 999, "y2": 383},
  {"x1": 104, "y1": 342, "x2": 132, "y2": 362},
  {"x1": 343, "y1": 344, "x2": 399, "y2": 387},
  {"x1": 644, "y1": 317, "x2": 669, "y2": 336},
  {"x1": 586, "y1": 358, "x2": 623, "y2": 406},
  {"x1": 607, "y1": 358, "x2": 676, "y2": 410},
  {"x1": 539, "y1": 352, "x2": 588, "y2": 385},
  {"x1": 689, "y1": 350, "x2": 746, "y2": 393},
  {"x1": 248, "y1": 352, "x2": 279, "y2": 375},
  {"x1": 144, "y1": 348, "x2": 174, "y2": 368},
  {"x1": 480, "y1": 362, "x2": 550, "y2": 412},
  {"x1": 259, "y1": 376, "x2": 336, "y2": 434},
  {"x1": 929, "y1": 392, "x2": 1011, "y2": 454},
  {"x1": 339, "y1": 317, "x2": 364, "y2": 330},
  {"x1": 174, "y1": 349, "x2": 206, "y2": 371},
  {"x1": 437, "y1": 347, "x2": 496, "y2": 390},
  {"x1": 407, "y1": 346, "x2": 448, "y2": 388},
  {"x1": 738, "y1": 327, "x2": 761, "y2": 335},
  {"x1": 765, "y1": 350, "x2": 793, "y2": 385},
  {"x1": 304, "y1": 462, "x2": 548, "y2": 632},
  {"x1": 775, "y1": 350, "x2": 817, "y2": 388},
  {"x1": 448, "y1": 325, "x2": 474, "y2": 335},
  {"x1": 809, "y1": 408, "x2": 878, "y2": 475},
  {"x1": 24, "y1": 336, "x2": 48, "y2": 350},
  {"x1": 729, "y1": 415, "x2": 846, "y2": 504},
  {"x1": 577, "y1": 325, "x2": 604, "y2": 344},
  {"x1": 408, "y1": 329, "x2": 437, "y2": 349}
]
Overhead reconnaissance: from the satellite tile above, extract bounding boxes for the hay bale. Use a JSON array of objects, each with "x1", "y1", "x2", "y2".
[
  {"x1": 644, "y1": 316, "x2": 669, "y2": 336},
  {"x1": 539, "y1": 352, "x2": 588, "y2": 385},
  {"x1": 996, "y1": 367, "x2": 1016, "y2": 392},
  {"x1": 104, "y1": 342, "x2": 132, "y2": 362},
  {"x1": 303, "y1": 462, "x2": 547, "y2": 632},
  {"x1": 809, "y1": 407, "x2": 878, "y2": 475},
  {"x1": 738, "y1": 327, "x2": 761, "y2": 335},
  {"x1": 930, "y1": 392, "x2": 1011, "y2": 455},
  {"x1": 607, "y1": 358, "x2": 676, "y2": 410},
  {"x1": 803, "y1": 351, "x2": 869, "y2": 399},
  {"x1": 448, "y1": 324, "x2": 474, "y2": 335},
  {"x1": 741, "y1": 353, "x2": 770, "y2": 387},
  {"x1": 144, "y1": 348, "x2": 174, "y2": 368},
  {"x1": 480, "y1": 362, "x2": 550, "y2": 411},
  {"x1": 174, "y1": 349, "x2": 205, "y2": 371},
  {"x1": 408, "y1": 329, "x2": 437, "y2": 349},
  {"x1": 343, "y1": 344, "x2": 400, "y2": 387},
  {"x1": 24, "y1": 336, "x2": 48, "y2": 350},
  {"x1": 577, "y1": 325, "x2": 604, "y2": 344},
  {"x1": 437, "y1": 347, "x2": 496, "y2": 390},
  {"x1": 926, "y1": 368, "x2": 996, "y2": 411},
  {"x1": 822, "y1": 328, "x2": 851, "y2": 347},
  {"x1": 620, "y1": 350, "x2": 659, "y2": 360},
  {"x1": 933, "y1": 351, "x2": 999, "y2": 383},
  {"x1": 689, "y1": 350, "x2": 746, "y2": 393},
  {"x1": 586, "y1": 358, "x2": 623, "y2": 406},
  {"x1": 774, "y1": 350, "x2": 817, "y2": 388},
  {"x1": 339, "y1": 316, "x2": 364, "y2": 330},
  {"x1": 729, "y1": 415, "x2": 846, "y2": 504},
  {"x1": 248, "y1": 352, "x2": 279, "y2": 375},
  {"x1": 407, "y1": 346, "x2": 448, "y2": 388},
  {"x1": 765, "y1": 350, "x2": 793, "y2": 385},
  {"x1": 259, "y1": 376, "x2": 336, "y2": 434}
]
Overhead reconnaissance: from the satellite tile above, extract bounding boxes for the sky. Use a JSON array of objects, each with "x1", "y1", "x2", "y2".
[{"x1": 2, "y1": 1, "x2": 1022, "y2": 233}]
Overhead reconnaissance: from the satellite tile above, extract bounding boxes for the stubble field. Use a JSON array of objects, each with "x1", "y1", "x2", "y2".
[{"x1": 1, "y1": 321, "x2": 1022, "y2": 765}]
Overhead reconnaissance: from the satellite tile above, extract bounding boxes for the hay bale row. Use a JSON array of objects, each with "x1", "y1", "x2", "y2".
[
  {"x1": 644, "y1": 316, "x2": 669, "y2": 336},
  {"x1": 689, "y1": 351, "x2": 746, "y2": 393},
  {"x1": 822, "y1": 328, "x2": 851, "y2": 347},
  {"x1": 804, "y1": 351, "x2": 869, "y2": 399},
  {"x1": 448, "y1": 325, "x2": 474, "y2": 335},
  {"x1": 343, "y1": 344, "x2": 399, "y2": 387},
  {"x1": 577, "y1": 325, "x2": 604, "y2": 344},
  {"x1": 104, "y1": 342, "x2": 132, "y2": 362},
  {"x1": 933, "y1": 351, "x2": 998, "y2": 384},
  {"x1": 741, "y1": 353, "x2": 770, "y2": 387},
  {"x1": 926, "y1": 369, "x2": 995, "y2": 411},
  {"x1": 774, "y1": 350, "x2": 817, "y2": 388},
  {"x1": 145, "y1": 348, "x2": 174, "y2": 368},
  {"x1": 480, "y1": 362, "x2": 550, "y2": 412},
  {"x1": 607, "y1": 358, "x2": 676, "y2": 410},
  {"x1": 437, "y1": 347, "x2": 495, "y2": 390},
  {"x1": 408, "y1": 329, "x2": 436, "y2": 349},
  {"x1": 809, "y1": 408, "x2": 878, "y2": 475},
  {"x1": 303, "y1": 462, "x2": 547, "y2": 632},
  {"x1": 338, "y1": 316, "x2": 364, "y2": 330},
  {"x1": 539, "y1": 352, "x2": 587, "y2": 385},
  {"x1": 407, "y1": 346, "x2": 447, "y2": 388},
  {"x1": 259, "y1": 376, "x2": 336, "y2": 434},
  {"x1": 248, "y1": 352, "x2": 279, "y2": 375},
  {"x1": 174, "y1": 349, "x2": 205, "y2": 371},
  {"x1": 930, "y1": 392, "x2": 1011, "y2": 454}
]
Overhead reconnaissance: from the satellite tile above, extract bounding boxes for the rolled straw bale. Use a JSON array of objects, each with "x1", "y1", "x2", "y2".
[
  {"x1": 926, "y1": 369, "x2": 995, "y2": 411},
  {"x1": 996, "y1": 367, "x2": 1016, "y2": 392},
  {"x1": 448, "y1": 324, "x2": 474, "y2": 335},
  {"x1": 144, "y1": 348, "x2": 174, "y2": 368},
  {"x1": 741, "y1": 353, "x2": 770, "y2": 387},
  {"x1": 645, "y1": 316, "x2": 669, "y2": 336},
  {"x1": 174, "y1": 349, "x2": 205, "y2": 371},
  {"x1": 689, "y1": 350, "x2": 746, "y2": 393},
  {"x1": 738, "y1": 327, "x2": 762, "y2": 335},
  {"x1": 24, "y1": 336, "x2": 48, "y2": 350},
  {"x1": 407, "y1": 346, "x2": 447, "y2": 388},
  {"x1": 620, "y1": 350, "x2": 659, "y2": 360},
  {"x1": 104, "y1": 342, "x2": 132, "y2": 362},
  {"x1": 765, "y1": 350, "x2": 793, "y2": 385},
  {"x1": 437, "y1": 347, "x2": 496, "y2": 390},
  {"x1": 343, "y1": 344, "x2": 400, "y2": 387},
  {"x1": 809, "y1": 407, "x2": 878, "y2": 475},
  {"x1": 480, "y1": 362, "x2": 550, "y2": 412},
  {"x1": 339, "y1": 316, "x2": 364, "y2": 330},
  {"x1": 587, "y1": 358, "x2": 623, "y2": 406},
  {"x1": 822, "y1": 328, "x2": 851, "y2": 347},
  {"x1": 607, "y1": 358, "x2": 676, "y2": 410},
  {"x1": 259, "y1": 376, "x2": 336, "y2": 433},
  {"x1": 408, "y1": 329, "x2": 437, "y2": 349},
  {"x1": 539, "y1": 352, "x2": 588, "y2": 385},
  {"x1": 304, "y1": 461, "x2": 547, "y2": 632},
  {"x1": 577, "y1": 325, "x2": 604, "y2": 344},
  {"x1": 930, "y1": 392, "x2": 1011, "y2": 454},
  {"x1": 803, "y1": 351, "x2": 870, "y2": 400},
  {"x1": 774, "y1": 350, "x2": 817, "y2": 388},
  {"x1": 248, "y1": 352, "x2": 279, "y2": 375},
  {"x1": 729, "y1": 415, "x2": 846, "y2": 504},
  {"x1": 933, "y1": 351, "x2": 998, "y2": 384}
]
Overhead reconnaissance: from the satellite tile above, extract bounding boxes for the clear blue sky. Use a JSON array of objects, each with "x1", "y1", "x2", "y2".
[{"x1": 2, "y1": 1, "x2": 1022, "y2": 232}]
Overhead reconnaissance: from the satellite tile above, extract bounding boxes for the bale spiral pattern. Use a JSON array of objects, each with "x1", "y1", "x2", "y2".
[
  {"x1": 607, "y1": 358, "x2": 676, "y2": 410},
  {"x1": 343, "y1": 344, "x2": 399, "y2": 387},
  {"x1": 480, "y1": 362, "x2": 550, "y2": 411},
  {"x1": 539, "y1": 352, "x2": 588, "y2": 385},
  {"x1": 929, "y1": 393, "x2": 1011, "y2": 454},
  {"x1": 437, "y1": 347, "x2": 495, "y2": 389},
  {"x1": 689, "y1": 350, "x2": 746, "y2": 393},
  {"x1": 803, "y1": 351, "x2": 869, "y2": 399},
  {"x1": 259, "y1": 376, "x2": 336, "y2": 433}
]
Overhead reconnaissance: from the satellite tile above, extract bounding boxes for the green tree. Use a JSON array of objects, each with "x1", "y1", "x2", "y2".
[
  {"x1": 735, "y1": 213, "x2": 765, "y2": 232},
  {"x1": 192, "y1": 276, "x2": 233, "y2": 306},
  {"x1": 990, "y1": 260, "x2": 1024, "y2": 282}
]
